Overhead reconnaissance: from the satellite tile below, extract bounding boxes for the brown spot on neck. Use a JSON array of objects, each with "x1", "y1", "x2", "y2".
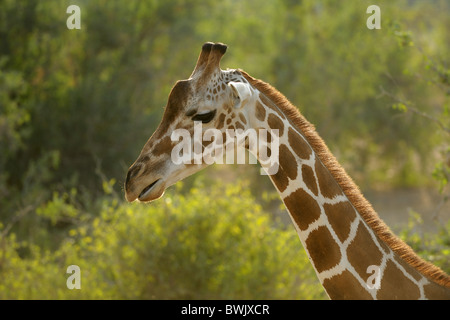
[
  {"x1": 315, "y1": 159, "x2": 343, "y2": 199},
  {"x1": 283, "y1": 187, "x2": 321, "y2": 231},
  {"x1": 346, "y1": 223, "x2": 384, "y2": 281},
  {"x1": 423, "y1": 281, "x2": 450, "y2": 299},
  {"x1": 238, "y1": 112, "x2": 247, "y2": 124},
  {"x1": 278, "y1": 144, "x2": 297, "y2": 180},
  {"x1": 267, "y1": 113, "x2": 284, "y2": 137},
  {"x1": 323, "y1": 270, "x2": 373, "y2": 300},
  {"x1": 301, "y1": 165, "x2": 318, "y2": 196},
  {"x1": 305, "y1": 226, "x2": 341, "y2": 273},
  {"x1": 269, "y1": 167, "x2": 289, "y2": 192},
  {"x1": 288, "y1": 128, "x2": 312, "y2": 160},
  {"x1": 377, "y1": 260, "x2": 421, "y2": 299},
  {"x1": 255, "y1": 101, "x2": 266, "y2": 122},
  {"x1": 323, "y1": 201, "x2": 356, "y2": 243}
]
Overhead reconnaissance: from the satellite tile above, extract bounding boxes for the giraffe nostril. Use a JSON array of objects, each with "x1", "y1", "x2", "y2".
[
  {"x1": 125, "y1": 171, "x2": 132, "y2": 185},
  {"x1": 126, "y1": 164, "x2": 142, "y2": 186}
]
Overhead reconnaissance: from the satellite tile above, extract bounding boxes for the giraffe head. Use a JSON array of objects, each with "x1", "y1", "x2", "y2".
[{"x1": 125, "y1": 42, "x2": 258, "y2": 202}]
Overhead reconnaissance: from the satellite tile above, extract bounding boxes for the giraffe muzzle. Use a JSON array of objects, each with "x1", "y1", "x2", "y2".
[{"x1": 138, "y1": 178, "x2": 161, "y2": 201}]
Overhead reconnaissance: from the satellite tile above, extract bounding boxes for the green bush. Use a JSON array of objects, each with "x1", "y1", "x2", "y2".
[
  {"x1": 0, "y1": 180, "x2": 326, "y2": 300},
  {"x1": 398, "y1": 211, "x2": 450, "y2": 275},
  {"x1": 1, "y1": 178, "x2": 449, "y2": 300}
]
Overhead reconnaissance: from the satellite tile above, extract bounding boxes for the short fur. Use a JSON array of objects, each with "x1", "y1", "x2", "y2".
[{"x1": 239, "y1": 69, "x2": 450, "y2": 288}]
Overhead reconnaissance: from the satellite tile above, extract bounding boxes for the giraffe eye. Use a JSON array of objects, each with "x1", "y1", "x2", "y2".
[{"x1": 192, "y1": 110, "x2": 216, "y2": 123}]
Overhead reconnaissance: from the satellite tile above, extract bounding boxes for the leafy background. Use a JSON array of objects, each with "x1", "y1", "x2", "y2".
[{"x1": 0, "y1": 0, "x2": 448, "y2": 299}]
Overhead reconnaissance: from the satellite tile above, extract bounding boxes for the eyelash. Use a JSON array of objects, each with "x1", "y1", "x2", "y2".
[{"x1": 192, "y1": 110, "x2": 216, "y2": 123}]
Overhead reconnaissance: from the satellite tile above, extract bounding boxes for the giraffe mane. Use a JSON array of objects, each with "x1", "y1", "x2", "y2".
[{"x1": 239, "y1": 69, "x2": 450, "y2": 288}]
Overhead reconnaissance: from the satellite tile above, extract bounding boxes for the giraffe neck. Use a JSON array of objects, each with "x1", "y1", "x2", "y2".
[{"x1": 240, "y1": 71, "x2": 450, "y2": 299}]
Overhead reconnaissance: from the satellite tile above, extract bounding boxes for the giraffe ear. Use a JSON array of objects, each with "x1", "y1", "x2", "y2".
[{"x1": 228, "y1": 82, "x2": 252, "y2": 109}]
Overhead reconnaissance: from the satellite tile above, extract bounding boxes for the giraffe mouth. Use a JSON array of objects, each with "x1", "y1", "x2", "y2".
[{"x1": 138, "y1": 179, "x2": 161, "y2": 201}]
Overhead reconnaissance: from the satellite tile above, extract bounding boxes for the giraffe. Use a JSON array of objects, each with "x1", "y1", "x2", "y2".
[{"x1": 124, "y1": 42, "x2": 450, "y2": 299}]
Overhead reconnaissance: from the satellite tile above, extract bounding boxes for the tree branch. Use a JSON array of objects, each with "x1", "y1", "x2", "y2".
[{"x1": 378, "y1": 85, "x2": 450, "y2": 135}]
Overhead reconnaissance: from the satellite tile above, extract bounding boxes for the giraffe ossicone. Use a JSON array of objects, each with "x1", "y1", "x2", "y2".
[{"x1": 124, "y1": 42, "x2": 450, "y2": 299}]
